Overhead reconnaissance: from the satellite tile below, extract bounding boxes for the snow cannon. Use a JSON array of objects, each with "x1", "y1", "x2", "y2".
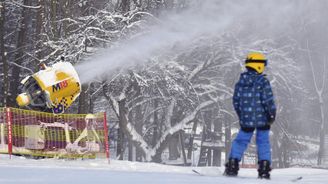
[{"x1": 16, "y1": 62, "x2": 81, "y2": 114}]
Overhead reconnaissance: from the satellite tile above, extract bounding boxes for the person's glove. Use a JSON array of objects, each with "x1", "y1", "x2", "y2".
[{"x1": 268, "y1": 115, "x2": 275, "y2": 125}]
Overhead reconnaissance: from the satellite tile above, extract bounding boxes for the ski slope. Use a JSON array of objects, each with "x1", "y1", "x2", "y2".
[{"x1": 0, "y1": 155, "x2": 327, "y2": 184}]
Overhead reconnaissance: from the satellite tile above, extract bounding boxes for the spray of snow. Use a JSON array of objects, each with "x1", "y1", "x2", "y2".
[{"x1": 75, "y1": 0, "x2": 313, "y2": 84}]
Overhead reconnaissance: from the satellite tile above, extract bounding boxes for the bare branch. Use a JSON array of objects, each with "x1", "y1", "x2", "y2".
[{"x1": 8, "y1": 1, "x2": 41, "y2": 9}]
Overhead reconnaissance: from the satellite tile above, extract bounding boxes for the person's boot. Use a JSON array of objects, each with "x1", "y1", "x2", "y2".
[
  {"x1": 224, "y1": 158, "x2": 239, "y2": 176},
  {"x1": 258, "y1": 160, "x2": 272, "y2": 179}
]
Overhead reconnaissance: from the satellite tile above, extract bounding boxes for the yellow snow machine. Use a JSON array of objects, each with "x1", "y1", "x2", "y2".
[{"x1": 16, "y1": 62, "x2": 81, "y2": 114}]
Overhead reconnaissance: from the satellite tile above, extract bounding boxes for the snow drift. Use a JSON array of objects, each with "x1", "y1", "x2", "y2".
[{"x1": 0, "y1": 155, "x2": 327, "y2": 184}]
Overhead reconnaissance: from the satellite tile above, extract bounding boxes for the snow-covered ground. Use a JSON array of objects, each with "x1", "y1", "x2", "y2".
[{"x1": 0, "y1": 155, "x2": 327, "y2": 184}]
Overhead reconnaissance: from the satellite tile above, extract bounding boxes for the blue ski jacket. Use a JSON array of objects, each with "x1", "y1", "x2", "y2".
[{"x1": 233, "y1": 70, "x2": 276, "y2": 128}]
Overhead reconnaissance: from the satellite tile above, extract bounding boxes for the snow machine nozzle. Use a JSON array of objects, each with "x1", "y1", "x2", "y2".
[{"x1": 16, "y1": 62, "x2": 81, "y2": 114}]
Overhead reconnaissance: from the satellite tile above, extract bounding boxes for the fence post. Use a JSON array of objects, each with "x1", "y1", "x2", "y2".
[
  {"x1": 5, "y1": 108, "x2": 12, "y2": 159},
  {"x1": 103, "y1": 112, "x2": 110, "y2": 164}
]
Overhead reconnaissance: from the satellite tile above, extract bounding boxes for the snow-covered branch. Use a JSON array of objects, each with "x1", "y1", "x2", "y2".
[{"x1": 8, "y1": 1, "x2": 41, "y2": 9}]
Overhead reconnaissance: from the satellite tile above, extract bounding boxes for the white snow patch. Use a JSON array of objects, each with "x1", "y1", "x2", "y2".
[{"x1": 1, "y1": 155, "x2": 328, "y2": 184}]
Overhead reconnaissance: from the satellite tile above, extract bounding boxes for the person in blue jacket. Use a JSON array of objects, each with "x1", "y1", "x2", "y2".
[{"x1": 224, "y1": 52, "x2": 276, "y2": 179}]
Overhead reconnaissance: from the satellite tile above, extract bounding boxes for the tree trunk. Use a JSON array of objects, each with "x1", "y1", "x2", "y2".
[
  {"x1": 187, "y1": 120, "x2": 198, "y2": 159},
  {"x1": 0, "y1": 0, "x2": 7, "y2": 106},
  {"x1": 128, "y1": 139, "x2": 133, "y2": 161},
  {"x1": 318, "y1": 100, "x2": 326, "y2": 165},
  {"x1": 34, "y1": 0, "x2": 44, "y2": 70},
  {"x1": 212, "y1": 117, "x2": 222, "y2": 166},
  {"x1": 102, "y1": 85, "x2": 125, "y2": 160},
  {"x1": 179, "y1": 131, "x2": 187, "y2": 165},
  {"x1": 152, "y1": 109, "x2": 166, "y2": 163},
  {"x1": 118, "y1": 99, "x2": 136, "y2": 160},
  {"x1": 282, "y1": 134, "x2": 289, "y2": 168},
  {"x1": 135, "y1": 99, "x2": 143, "y2": 162},
  {"x1": 204, "y1": 110, "x2": 213, "y2": 166},
  {"x1": 152, "y1": 133, "x2": 176, "y2": 162},
  {"x1": 78, "y1": 84, "x2": 89, "y2": 114},
  {"x1": 168, "y1": 107, "x2": 182, "y2": 161},
  {"x1": 116, "y1": 127, "x2": 124, "y2": 160},
  {"x1": 271, "y1": 126, "x2": 280, "y2": 168},
  {"x1": 169, "y1": 133, "x2": 180, "y2": 160},
  {"x1": 50, "y1": 0, "x2": 58, "y2": 39},
  {"x1": 117, "y1": 99, "x2": 126, "y2": 160},
  {"x1": 224, "y1": 118, "x2": 232, "y2": 162},
  {"x1": 307, "y1": 45, "x2": 327, "y2": 166},
  {"x1": 59, "y1": 0, "x2": 68, "y2": 38},
  {"x1": 128, "y1": 108, "x2": 134, "y2": 161},
  {"x1": 8, "y1": 0, "x2": 30, "y2": 107},
  {"x1": 152, "y1": 99, "x2": 159, "y2": 147}
]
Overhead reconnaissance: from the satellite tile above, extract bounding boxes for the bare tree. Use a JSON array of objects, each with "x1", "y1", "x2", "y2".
[
  {"x1": 8, "y1": 0, "x2": 31, "y2": 107},
  {"x1": 305, "y1": 40, "x2": 327, "y2": 165},
  {"x1": 0, "y1": 0, "x2": 8, "y2": 106}
]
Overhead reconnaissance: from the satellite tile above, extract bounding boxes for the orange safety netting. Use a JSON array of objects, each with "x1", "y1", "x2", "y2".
[{"x1": 0, "y1": 107, "x2": 109, "y2": 160}]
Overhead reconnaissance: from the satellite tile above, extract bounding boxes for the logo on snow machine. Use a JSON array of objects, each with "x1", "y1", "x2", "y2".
[{"x1": 52, "y1": 80, "x2": 68, "y2": 92}]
